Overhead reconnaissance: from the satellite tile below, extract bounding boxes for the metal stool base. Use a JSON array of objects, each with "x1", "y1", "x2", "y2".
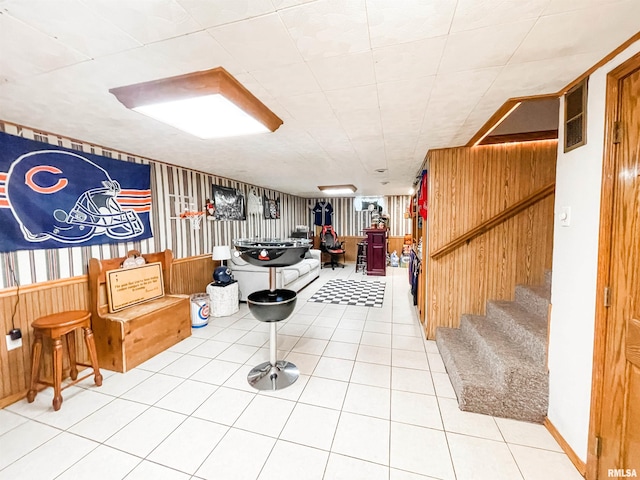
[{"x1": 247, "y1": 360, "x2": 299, "y2": 391}]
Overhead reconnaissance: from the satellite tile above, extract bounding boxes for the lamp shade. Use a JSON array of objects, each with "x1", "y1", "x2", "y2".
[{"x1": 212, "y1": 245, "x2": 232, "y2": 261}]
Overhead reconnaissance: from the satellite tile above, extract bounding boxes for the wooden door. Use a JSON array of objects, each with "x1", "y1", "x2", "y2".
[{"x1": 597, "y1": 62, "x2": 640, "y2": 478}]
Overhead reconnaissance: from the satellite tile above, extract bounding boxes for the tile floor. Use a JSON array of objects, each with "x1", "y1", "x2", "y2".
[{"x1": 0, "y1": 266, "x2": 583, "y2": 480}]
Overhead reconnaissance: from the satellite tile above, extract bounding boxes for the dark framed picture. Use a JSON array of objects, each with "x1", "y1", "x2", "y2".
[
  {"x1": 212, "y1": 185, "x2": 246, "y2": 220},
  {"x1": 263, "y1": 195, "x2": 280, "y2": 219}
]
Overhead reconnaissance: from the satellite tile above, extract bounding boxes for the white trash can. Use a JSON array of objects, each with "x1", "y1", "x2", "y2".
[{"x1": 190, "y1": 293, "x2": 210, "y2": 328}]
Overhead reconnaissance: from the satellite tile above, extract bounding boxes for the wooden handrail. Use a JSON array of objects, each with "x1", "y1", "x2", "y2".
[{"x1": 430, "y1": 183, "x2": 555, "y2": 260}]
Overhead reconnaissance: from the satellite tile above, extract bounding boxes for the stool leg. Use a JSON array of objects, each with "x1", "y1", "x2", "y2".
[
  {"x1": 83, "y1": 327, "x2": 102, "y2": 387},
  {"x1": 66, "y1": 331, "x2": 78, "y2": 381},
  {"x1": 52, "y1": 337, "x2": 63, "y2": 411},
  {"x1": 27, "y1": 332, "x2": 43, "y2": 403}
]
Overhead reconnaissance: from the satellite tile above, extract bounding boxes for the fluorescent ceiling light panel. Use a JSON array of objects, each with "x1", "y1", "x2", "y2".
[
  {"x1": 110, "y1": 67, "x2": 282, "y2": 139},
  {"x1": 318, "y1": 184, "x2": 357, "y2": 195}
]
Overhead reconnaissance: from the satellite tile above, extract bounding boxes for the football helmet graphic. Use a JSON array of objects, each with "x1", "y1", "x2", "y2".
[{"x1": 6, "y1": 150, "x2": 144, "y2": 243}]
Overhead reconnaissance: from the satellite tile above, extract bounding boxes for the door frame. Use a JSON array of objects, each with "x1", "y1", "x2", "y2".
[{"x1": 587, "y1": 50, "x2": 640, "y2": 480}]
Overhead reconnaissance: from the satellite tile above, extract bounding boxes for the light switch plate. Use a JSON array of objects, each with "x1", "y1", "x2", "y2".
[
  {"x1": 5, "y1": 334, "x2": 22, "y2": 351},
  {"x1": 560, "y1": 207, "x2": 571, "y2": 227}
]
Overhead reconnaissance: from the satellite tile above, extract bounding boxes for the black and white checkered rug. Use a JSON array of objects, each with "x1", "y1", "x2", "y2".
[{"x1": 308, "y1": 279, "x2": 386, "y2": 308}]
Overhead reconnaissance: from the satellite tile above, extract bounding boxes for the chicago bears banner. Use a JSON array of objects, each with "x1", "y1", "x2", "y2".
[{"x1": 0, "y1": 132, "x2": 153, "y2": 252}]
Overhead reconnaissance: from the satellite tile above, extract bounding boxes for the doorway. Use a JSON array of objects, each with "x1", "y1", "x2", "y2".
[{"x1": 589, "y1": 51, "x2": 640, "y2": 479}]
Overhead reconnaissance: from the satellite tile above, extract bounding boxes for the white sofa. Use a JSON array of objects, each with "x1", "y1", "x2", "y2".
[{"x1": 228, "y1": 249, "x2": 321, "y2": 301}]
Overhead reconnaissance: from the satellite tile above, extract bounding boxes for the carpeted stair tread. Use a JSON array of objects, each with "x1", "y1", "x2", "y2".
[
  {"x1": 460, "y1": 314, "x2": 546, "y2": 372},
  {"x1": 436, "y1": 326, "x2": 548, "y2": 422},
  {"x1": 515, "y1": 283, "x2": 550, "y2": 318},
  {"x1": 486, "y1": 300, "x2": 547, "y2": 365}
]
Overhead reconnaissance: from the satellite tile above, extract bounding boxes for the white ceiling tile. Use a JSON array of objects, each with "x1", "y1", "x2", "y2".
[
  {"x1": 0, "y1": 13, "x2": 89, "y2": 83},
  {"x1": 3, "y1": 0, "x2": 141, "y2": 58},
  {"x1": 377, "y1": 76, "x2": 434, "y2": 112},
  {"x1": 82, "y1": 0, "x2": 201, "y2": 45},
  {"x1": 251, "y1": 63, "x2": 321, "y2": 98},
  {"x1": 279, "y1": 0, "x2": 370, "y2": 60},
  {"x1": 208, "y1": 13, "x2": 303, "y2": 70},
  {"x1": 277, "y1": 92, "x2": 336, "y2": 122},
  {"x1": 178, "y1": 0, "x2": 275, "y2": 28},
  {"x1": 372, "y1": 36, "x2": 446, "y2": 83},
  {"x1": 272, "y1": 0, "x2": 319, "y2": 10},
  {"x1": 366, "y1": 0, "x2": 457, "y2": 48},
  {"x1": 438, "y1": 19, "x2": 535, "y2": 74},
  {"x1": 324, "y1": 84, "x2": 379, "y2": 114},
  {"x1": 511, "y1": 1, "x2": 640, "y2": 64},
  {"x1": 307, "y1": 51, "x2": 375, "y2": 91},
  {"x1": 542, "y1": 0, "x2": 626, "y2": 15},
  {"x1": 450, "y1": 0, "x2": 550, "y2": 33}
]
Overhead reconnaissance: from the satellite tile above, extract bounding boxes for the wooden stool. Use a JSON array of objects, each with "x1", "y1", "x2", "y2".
[{"x1": 27, "y1": 310, "x2": 103, "y2": 411}]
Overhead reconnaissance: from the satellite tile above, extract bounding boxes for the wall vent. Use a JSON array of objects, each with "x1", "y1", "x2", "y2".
[{"x1": 564, "y1": 77, "x2": 588, "y2": 152}]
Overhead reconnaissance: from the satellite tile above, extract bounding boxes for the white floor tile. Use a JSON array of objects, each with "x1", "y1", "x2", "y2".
[
  {"x1": 124, "y1": 460, "x2": 191, "y2": 480},
  {"x1": 68, "y1": 397, "x2": 148, "y2": 442},
  {"x1": 392, "y1": 349, "x2": 429, "y2": 370},
  {"x1": 332, "y1": 412, "x2": 390, "y2": 464},
  {"x1": 447, "y1": 432, "x2": 524, "y2": 480},
  {"x1": 190, "y1": 359, "x2": 243, "y2": 385},
  {"x1": 0, "y1": 420, "x2": 60, "y2": 470},
  {"x1": 56, "y1": 444, "x2": 140, "y2": 480},
  {"x1": 389, "y1": 469, "x2": 440, "y2": 480},
  {"x1": 280, "y1": 403, "x2": 340, "y2": 450},
  {"x1": 216, "y1": 343, "x2": 260, "y2": 363},
  {"x1": 222, "y1": 364, "x2": 263, "y2": 392},
  {"x1": 299, "y1": 377, "x2": 348, "y2": 410},
  {"x1": 0, "y1": 431, "x2": 97, "y2": 480},
  {"x1": 427, "y1": 353, "x2": 447, "y2": 373},
  {"x1": 431, "y1": 372, "x2": 457, "y2": 399},
  {"x1": 190, "y1": 324, "x2": 224, "y2": 339},
  {"x1": 391, "y1": 366, "x2": 435, "y2": 395},
  {"x1": 196, "y1": 428, "x2": 275, "y2": 480},
  {"x1": 159, "y1": 354, "x2": 211, "y2": 378},
  {"x1": 168, "y1": 336, "x2": 206, "y2": 354},
  {"x1": 292, "y1": 337, "x2": 329, "y2": 355},
  {"x1": 361, "y1": 331, "x2": 392, "y2": 348},
  {"x1": 350, "y1": 361, "x2": 391, "y2": 388},
  {"x1": 120, "y1": 373, "x2": 183, "y2": 405},
  {"x1": 390, "y1": 422, "x2": 455, "y2": 480},
  {"x1": 0, "y1": 409, "x2": 27, "y2": 436},
  {"x1": 104, "y1": 407, "x2": 186, "y2": 457},
  {"x1": 391, "y1": 390, "x2": 442, "y2": 430},
  {"x1": 364, "y1": 321, "x2": 393, "y2": 334},
  {"x1": 343, "y1": 383, "x2": 391, "y2": 419},
  {"x1": 154, "y1": 379, "x2": 218, "y2": 415},
  {"x1": 324, "y1": 453, "x2": 389, "y2": 480},
  {"x1": 313, "y1": 315, "x2": 341, "y2": 329},
  {"x1": 330, "y1": 328, "x2": 363, "y2": 344},
  {"x1": 187, "y1": 339, "x2": 232, "y2": 359},
  {"x1": 284, "y1": 351, "x2": 321, "y2": 375},
  {"x1": 192, "y1": 386, "x2": 255, "y2": 426},
  {"x1": 258, "y1": 440, "x2": 329, "y2": 480},
  {"x1": 34, "y1": 389, "x2": 113, "y2": 430},
  {"x1": 509, "y1": 443, "x2": 584, "y2": 480},
  {"x1": 136, "y1": 350, "x2": 184, "y2": 372},
  {"x1": 323, "y1": 341, "x2": 359, "y2": 360},
  {"x1": 237, "y1": 330, "x2": 270, "y2": 347},
  {"x1": 94, "y1": 369, "x2": 153, "y2": 397},
  {"x1": 147, "y1": 417, "x2": 228, "y2": 474},
  {"x1": 213, "y1": 328, "x2": 249, "y2": 343},
  {"x1": 259, "y1": 374, "x2": 309, "y2": 402},
  {"x1": 392, "y1": 335, "x2": 425, "y2": 352},
  {"x1": 495, "y1": 417, "x2": 564, "y2": 452},
  {"x1": 392, "y1": 324, "x2": 424, "y2": 337},
  {"x1": 312, "y1": 356, "x2": 354, "y2": 381},
  {"x1": 356, "y1": 345, "x2": 392, "y2": 365},
  {"x1": 338, "y1": 318, "x2": 366, "y2": 331},
  {"x1": 438, "y1": 397, "x2": 503, "y2": 441},
  {"x1": 303, "y1": 325, "x2": 335, "y2": 340},
  {"x1": 234, "y1": 395, "x2": 295, "y2": 438}
]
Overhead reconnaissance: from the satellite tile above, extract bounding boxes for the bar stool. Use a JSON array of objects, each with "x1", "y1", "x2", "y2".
[
  {"x1": 27, "y1": 310, "x2": 102, "y2": 411},
  {"x1": 356, "y1": 241, "x2": 367, "y2": 273}
]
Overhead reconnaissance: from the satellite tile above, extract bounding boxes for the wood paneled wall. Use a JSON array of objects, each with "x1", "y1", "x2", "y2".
[
  {"x1": 0, "y1": 277, "x2": 90, "y2": 407},
  {"x1": 172, "y1": 255, "x2": 218, "y2": 295},
  {"x1": 426, "y1": 141, "x2": 557, "y2": 339}
]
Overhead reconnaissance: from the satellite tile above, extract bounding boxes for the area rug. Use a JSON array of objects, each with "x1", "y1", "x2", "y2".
[{"x1": 308, "y1": 279, "x2": 386, "y2": 308}]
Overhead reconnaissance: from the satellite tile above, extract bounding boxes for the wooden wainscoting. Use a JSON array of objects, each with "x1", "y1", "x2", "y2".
[
  {"x1": 426, "y1": 141, "x2": 557, "y2": 339},
  {"x1": 0, "y1": 277, "x2": 90, "y2": 408},
  {"x1": 172, "y1": 254, "x2": 217, "y2": 295},
  {"x1": 0, "y1": 252, "x2": 216, "y2": 407}
]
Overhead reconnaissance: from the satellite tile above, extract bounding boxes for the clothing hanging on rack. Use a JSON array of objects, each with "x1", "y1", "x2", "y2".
[{"x1": 312, "y1": 200, "x2": 333, "y2": 226}]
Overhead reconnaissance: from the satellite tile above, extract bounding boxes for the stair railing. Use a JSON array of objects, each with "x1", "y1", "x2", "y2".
[{"x1": 430, "y1": 183, "x2": 555, "y2": 260}]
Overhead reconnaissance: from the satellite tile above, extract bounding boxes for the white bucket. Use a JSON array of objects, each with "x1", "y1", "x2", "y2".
[{"x1": 190, "y1": 293, "x2": 210, "y2": 328}]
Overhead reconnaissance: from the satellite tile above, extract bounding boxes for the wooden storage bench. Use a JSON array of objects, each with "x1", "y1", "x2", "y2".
[{"x1": 88, "y1": 249, "x2": 191, "y2": 372}]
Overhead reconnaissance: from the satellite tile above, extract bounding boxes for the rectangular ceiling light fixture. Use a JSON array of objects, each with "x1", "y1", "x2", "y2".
[
  {"x1": 318, "y1": 184, "x2": 357, "y2": 195},
  {"x1": 109, "y1": 67, "x2": 283, "y2": 139}
]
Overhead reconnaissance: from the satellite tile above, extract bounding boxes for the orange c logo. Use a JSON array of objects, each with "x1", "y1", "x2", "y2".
[{"x1": 25, "y1": 166, "x2": 68, "y2": 194}]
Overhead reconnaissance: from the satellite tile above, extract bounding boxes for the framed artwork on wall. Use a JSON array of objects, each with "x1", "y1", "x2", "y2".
[
  {"x1": 263, "y1": 195, "x2": 280, "y2": 219},
  {"x1": 211, "y1": 185, "x2": 245, "y2": 220}
]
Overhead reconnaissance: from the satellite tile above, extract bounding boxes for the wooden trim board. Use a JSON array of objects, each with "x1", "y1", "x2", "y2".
[{"x1": 544, "y1": 418, "x2": 587, "y2": 477}]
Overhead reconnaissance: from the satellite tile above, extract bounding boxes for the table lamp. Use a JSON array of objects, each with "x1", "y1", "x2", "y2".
[
  {"x1": 212, "y1": 245, "x2": 231, "y2": 266},
  {"x1": 212, "y1": 245, "x2": 233, "y2": 284}
]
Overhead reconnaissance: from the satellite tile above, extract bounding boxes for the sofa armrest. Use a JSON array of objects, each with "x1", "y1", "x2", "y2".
[{"x1": 309, "y1": 249, "x2": 321, "y2": 261}]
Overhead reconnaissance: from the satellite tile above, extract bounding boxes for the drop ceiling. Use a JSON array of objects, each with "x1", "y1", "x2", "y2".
[{"x1": 0, "y1": 0, "x2": 638, "y2": 197}]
